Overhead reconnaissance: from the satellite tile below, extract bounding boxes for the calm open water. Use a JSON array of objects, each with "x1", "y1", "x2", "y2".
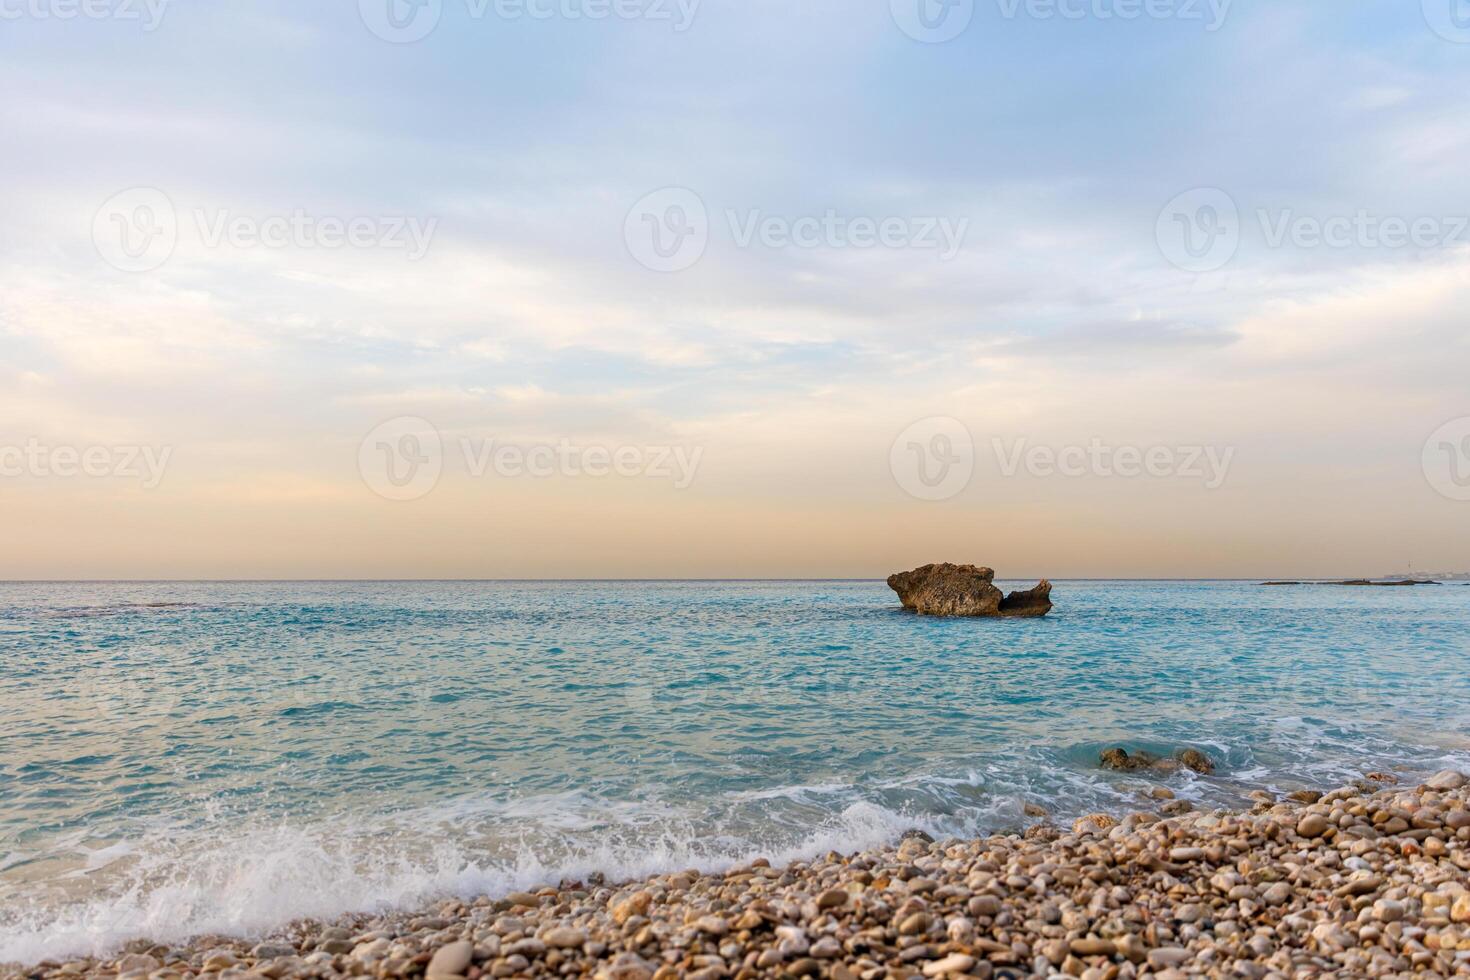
[{"x1": 2, "y1": 580, "x2": 1468, "y2": 962}]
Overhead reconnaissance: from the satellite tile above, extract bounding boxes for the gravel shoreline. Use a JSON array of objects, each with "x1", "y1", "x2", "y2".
[{"x1": 8, "y1": 770, "x2": 1470, "y2": 980}]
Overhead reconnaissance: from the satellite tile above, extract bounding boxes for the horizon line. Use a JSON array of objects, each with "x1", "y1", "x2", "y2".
[{"x1": 0, "y1": 576, "x2": 1448, "y2": 585}]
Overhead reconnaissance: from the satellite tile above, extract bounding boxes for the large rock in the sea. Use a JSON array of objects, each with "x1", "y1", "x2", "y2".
[
  {"x1": 886, "y1": 563, "x2": 1052, "y2": 617},
  {"x1": 887, "y1": 563, "x2": 1001, "y2": 616}
]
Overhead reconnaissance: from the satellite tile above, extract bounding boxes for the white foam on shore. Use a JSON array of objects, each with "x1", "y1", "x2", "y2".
[
  {"x1": 9, "y1": 741, "x2": 1467, "y2": 967},
  {"x1": 0, "y1": 793, "x2": 963, "y2": 965}
]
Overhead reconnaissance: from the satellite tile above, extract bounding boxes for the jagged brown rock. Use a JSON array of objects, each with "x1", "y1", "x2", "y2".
[
  {"x1": 1100, "y1": 746, "x2": 1154, "y2": 771},
  {"x1": 886, "y1": 563, "x2": 1052, "y2": 617},
  {"x1": 998, "y1": 580, "x2": 1053, "y2": 617},
  {"x1": 1177, "y1": 748, "x2": 1215, "y2": 774}
]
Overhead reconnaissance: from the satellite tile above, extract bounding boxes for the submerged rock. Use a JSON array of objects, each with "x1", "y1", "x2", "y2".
[
  {"x1": 1100, "y1": 747, "x2": 1154, "y2": 771},
  {"x1": 1100, "y1": 746, "x2": 1216, "y2": 775},
  {"x1": 886, "y1": 563, "x2": 1052, "y2": 617},
  {"x1": 1177, "y1": 748, "x2": 1215, "y2": 774}
]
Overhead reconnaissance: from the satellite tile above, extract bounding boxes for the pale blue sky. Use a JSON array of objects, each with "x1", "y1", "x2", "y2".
[{"x1": 1, "y1": 0, "x2": 1468, "y2": 577}]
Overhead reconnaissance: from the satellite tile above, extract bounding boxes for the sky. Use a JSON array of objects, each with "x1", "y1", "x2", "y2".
[{"x1": 1, "y1": 0, "x2": 1468, "y2": 579}]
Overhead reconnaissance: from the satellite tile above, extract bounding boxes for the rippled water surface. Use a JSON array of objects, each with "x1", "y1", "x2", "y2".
[{"x1": 2, "y1": 579, "x2": 1468, "y2": 961}]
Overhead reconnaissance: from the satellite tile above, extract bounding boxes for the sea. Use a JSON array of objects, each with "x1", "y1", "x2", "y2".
[{"x1": 2, "y1": 579, "x2": 1467, "y2": 963}]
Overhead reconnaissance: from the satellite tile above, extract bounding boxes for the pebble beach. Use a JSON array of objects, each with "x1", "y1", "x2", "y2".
[{"x1": 10, "y1": 769, "x2": 1470, "y2": 980}]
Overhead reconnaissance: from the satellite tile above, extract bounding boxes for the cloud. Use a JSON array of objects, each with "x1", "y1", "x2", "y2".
[{"x1": 3, "y1": 0, "x2": 1469, "y2": 575}]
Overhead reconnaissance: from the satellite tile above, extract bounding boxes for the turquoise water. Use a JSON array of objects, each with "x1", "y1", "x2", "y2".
[{"x1": 2, "y1": 580, "x2": 1468, "y2": 962}]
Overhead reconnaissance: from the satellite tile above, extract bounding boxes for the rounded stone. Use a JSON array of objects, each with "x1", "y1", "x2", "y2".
[
  {"x1": 543, "y1": 927, "x2": 587, "y2": 949},
  {"x1": 1297, "y1": 813, "x2": 1330, "y2": 838},
  {"x1": 1426, "y1": 770, "x2": 1467, "y2": 790},
  {"x1": 1372, "y1": 899, "x2": 1405, "y2": 922},
  {"x1": 816, "y1": 888, "x2": 849, "y2": 909},
  {"x1": 897, "y1": 912, "x2": 931, "y2": 936},
  {"x1": 426, "y1": 940, "x2": 474, "y2": 977},
  {"x1": 922, "y1": 953, "x2": 976, "y2": 976}
]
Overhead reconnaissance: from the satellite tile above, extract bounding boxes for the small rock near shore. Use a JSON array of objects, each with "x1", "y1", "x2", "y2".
[
  {"x1": 1100, "y1": 746, "x2": 1216, "y2": 775},
  {"x1": 1426, "y1": 769, "x2": 1467, "y2": 790}
]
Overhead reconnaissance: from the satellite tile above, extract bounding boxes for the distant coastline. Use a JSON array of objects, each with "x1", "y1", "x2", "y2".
[
  {"x1": 1262, "y1": 579, "x2": 1443, "y2": 587},
  {"x1": 1384, "y1": 571, "x2": 1470, "y2": 582}
]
